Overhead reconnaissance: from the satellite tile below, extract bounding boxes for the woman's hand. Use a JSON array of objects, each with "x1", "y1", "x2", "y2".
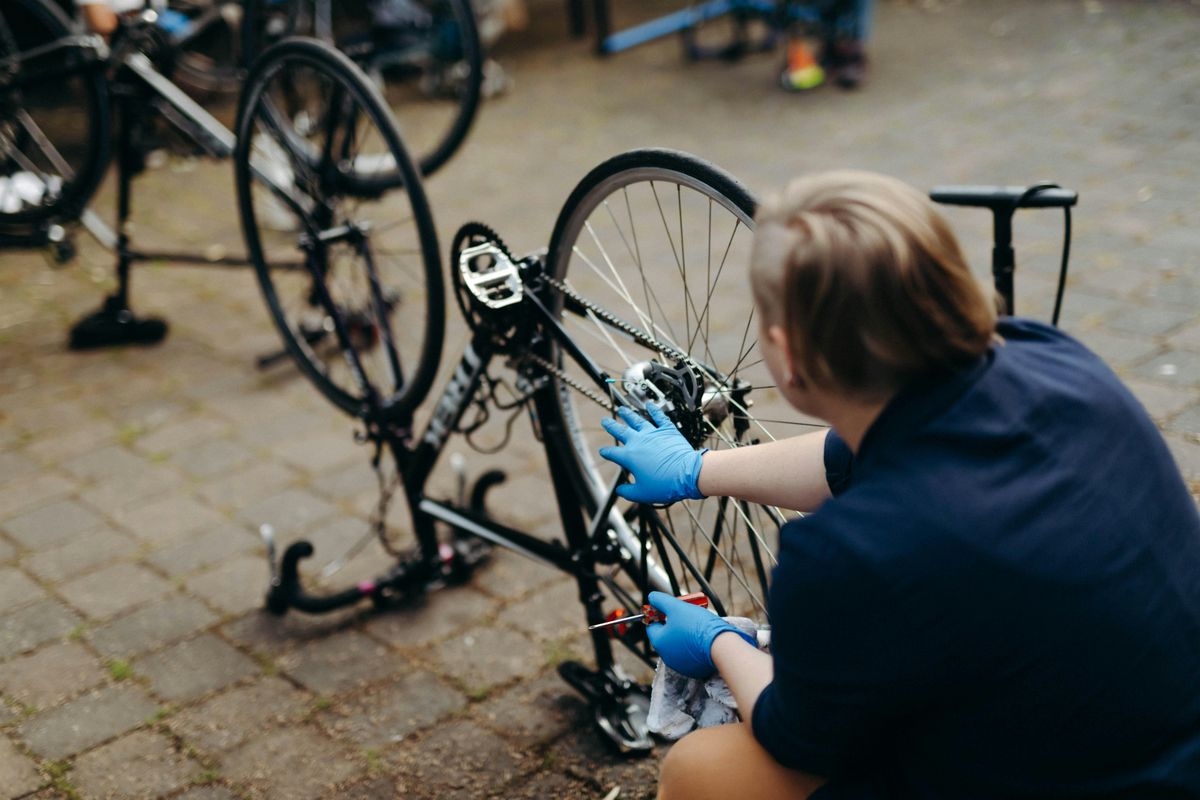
[
  {"x1": 598, "y1": 402, "x2": 707, "y2": 504},
  {"x1": 645, "y1": 591, "x2": 757, "y2": 679}
]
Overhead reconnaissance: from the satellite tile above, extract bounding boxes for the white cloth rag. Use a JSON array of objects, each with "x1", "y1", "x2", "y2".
[{"x1": 646, "y1": 615, "x2": 770, "y2": 740}]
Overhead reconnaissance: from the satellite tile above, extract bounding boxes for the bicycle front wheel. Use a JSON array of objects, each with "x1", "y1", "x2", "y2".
[
  {"x1": 0, "y1": 0, "x2": 109, "y2": 230},
  {"x1": 542, "y1": 149, "x2": 821, "y2": 651},
  {"x1": 234, "y1": 37, "x2": 444, "y2": 421}
]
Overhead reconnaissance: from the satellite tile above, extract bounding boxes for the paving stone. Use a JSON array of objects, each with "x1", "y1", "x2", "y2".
[
  {"x1": 134, "y1": 415, "x2": 233, "y2": 456},
  {"x1": 547, "y1": 725, "x2": 664, "y2": 800},
  {"x1": 176, "y1": 787, "x2": 238, "y2": 800},
  {"x1": 309, "y1": 460, "x2": 376, "y2": 503},
  {"x1": 221, "y1": 608, "x2": 362, "y2": 657},
  {"x1": 220, "y1": 726, "x2": 361, "y2": 800},
  {"x1": 172, "y1": 439, "x2": 256, "y2": 481},
  {"x1": 196, "y1": 462, "x2": 297, "y2": 513},
  {"x1": 147, "y1": 522, "x2": 260, "y2": 576},
  {"x1": 390, "y1": 720, "x2": 520, "y2": 800},
  {"x1": 1166, "y1": 404, "x2": 1200, "y2": 438},
  {"x1": 1165, "y1": 435, "x2": 1200, "y2": 481},
  {"x1": 0, "y1": 734, "x2": 42, "y2": 798},
  {"x1": 1123, "y1": 379, "x2": 1199, "y2": 422},
  {"x1": 1132, "y1": 349, "x2": 1200, "y2": 388},
  {"x1": 431, "y1": 626, "x2": 543, "y2": 695},
  {"x1": 185, "y1": 556, "x2": 271, "y2": 616},
  {"x1": 112, "y1": 494, "x2": 227, "y2": 546},
  {"x1": 136, "y1": 634, "x2": 259, "y2": 703},
  {"x1": 474, "y1": 670, "x2": 586, "y2": 747},
  {"x1": 319, "y1": 669, "x2": 467, "y2": 748},
  {"x1": 24, "y1": 422, "x2": 117, "y2": 467},
  {"x1": 58, "y1": 563, "x2": 174, "y2": 621},
  {"x1": 1168, "y1": 322, "x2": 1200, "y2": 352},
  {"x1": 1102, "y1": 306, "x2": 1195, "y2": 338},
  {"x1": 61, "y1": 445, "x2": 151, "y2": 483},
  {"x1": 1074, "y1": 330, "x2": 1160, "y2": 371},
  {"x1": 364, "y1": 587, "x2": 495, "y2": 650},
  {"x1": 169, "y1": 678, "x2": 310, "y2": 755},
  {"x1": 237, "y1": 488, "x2": 338, "y2": 535},
  {"x1": 498, "y1": 580, "x2": 585, "y2": 641},
  {"x1": 20, "y1": 527, "x2": 139, "y2": 583},
  {"x1": 0, "y1": 452, "x2": 37, "y2": 483},
  {"x1": 71, "y1": 729, "x2": 200, "y2": 800},
  {"x1": 78, "y1": 465, "x2": 186, "y2": 516},
  {"x1": 0, "y1": 474, "x2": 77, "y2": 523},
  {"x1": 278, "y1": 630, "x2": 401, "y2": 695},
  {"x1": 1, "y1": 499, "x2": 104, "y2": 552},
  {"x1": 271, "y1": 430, "x2": 364, "y2": 475},
  {"x1": 471, "y1": 547, "x2": 563, "y2": 601},
  {"x1": 231, "y1": 410, "x2": 334, "y2": 449},
  {"x1": 0, "y1": 567, "x2": 46, "y2": 614},
  {"x1": 336, "y1": 776, "x2": 399, "y2": 800},
  {"x1": 0, "y1": 643, "x2": 105, "y2": 710},
  {"x1": 0, "y1": 600, "x2": 82, "y2": 661},
  {"x1": 17, "y1": 684, "x2": 157, "y2": 759},
  {"x1": 88, "y1": 595, "x2": 219, "y2": 659},
  {"x1": 505, "y1": 770, "x2": 594, "y2": 800}
]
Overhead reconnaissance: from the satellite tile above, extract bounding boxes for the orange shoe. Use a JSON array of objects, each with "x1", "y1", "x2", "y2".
[{"x1": 781, "y1": 39, "x2": 825, "y2": 91}]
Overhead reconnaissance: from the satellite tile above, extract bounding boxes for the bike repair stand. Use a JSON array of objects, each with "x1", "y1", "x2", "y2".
[{"x1": 68, "y1": 81, "x2": 168, "y2": 350}]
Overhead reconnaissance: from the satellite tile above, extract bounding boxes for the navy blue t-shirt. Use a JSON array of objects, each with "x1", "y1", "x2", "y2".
[{"x1": 750, "y1": 318, "x2": 1200, "y2": 799}]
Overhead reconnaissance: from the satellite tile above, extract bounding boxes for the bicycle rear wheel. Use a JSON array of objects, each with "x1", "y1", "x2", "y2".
[
  {"x1": 0, "y1": 0, "x2": 109, "y2": 231},
  {"x1": 542, "y1": 149, "x2": 823, "y2": 661},
  {"x1": 243, "y1": 0, "x2": 483, "y2": 178},
  {"x1": 234, "y1": 37, "x2": 444, "y2": 421}
]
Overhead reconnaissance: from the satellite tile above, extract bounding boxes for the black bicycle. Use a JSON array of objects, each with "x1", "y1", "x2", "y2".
[
  {"x1": 243, "y1": 0, "x2": 484, "y2": 177},
  {"x1": 241, "y1": 106, "x2": 1079, "y2": 750},
  {"x1": 1, "y1": 0, "x2": 444, "y2": 354}
]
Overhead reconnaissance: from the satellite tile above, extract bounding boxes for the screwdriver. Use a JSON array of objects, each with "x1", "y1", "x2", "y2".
[{"x1": 588, "y1": 592, "x2": 709, "y2": 630}]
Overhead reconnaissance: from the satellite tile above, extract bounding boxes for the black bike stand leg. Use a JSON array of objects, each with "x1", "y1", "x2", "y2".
[{"x1": 69, "y1": 90, "x2": 167, "y2": 351}]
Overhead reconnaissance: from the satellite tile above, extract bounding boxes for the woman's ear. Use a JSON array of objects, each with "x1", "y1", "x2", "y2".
[{"x1": 766, "y1": 324, "x2": 807, "y2": 389}]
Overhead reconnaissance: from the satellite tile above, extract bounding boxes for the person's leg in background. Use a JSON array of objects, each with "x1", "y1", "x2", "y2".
[{"x1": 830, "y1": 0, "x2": 872, "y2": 88}]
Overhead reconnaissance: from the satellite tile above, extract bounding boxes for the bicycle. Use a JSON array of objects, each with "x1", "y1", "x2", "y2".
[
  {"x1": 0, "y1": 0, "x2": 440, "y2": 352},
  {"x1": 160, "y1": 0, "x2": 484, "y2": 176},
  {"x1": 241, "y1": 120, "x2": 1078, "y2": 749}
]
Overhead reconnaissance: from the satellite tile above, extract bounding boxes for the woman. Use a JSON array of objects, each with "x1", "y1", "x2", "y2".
[{"x1": 599, "y1": 171, "x2": 1200, "y2": 799}]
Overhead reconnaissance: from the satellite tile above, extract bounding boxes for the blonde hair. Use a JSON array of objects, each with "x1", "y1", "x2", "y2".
[{"x1": 750, "y1": 170, "x2": 996, "y2": 398}]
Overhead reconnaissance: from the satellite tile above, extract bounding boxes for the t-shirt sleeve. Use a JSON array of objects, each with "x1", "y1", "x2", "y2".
[
  {"x1": 824, "y1": 428, "x2": 855, "y2": 496},
  {"x1": 751, "y1": 509, "x2": 947, "y2": 778}
]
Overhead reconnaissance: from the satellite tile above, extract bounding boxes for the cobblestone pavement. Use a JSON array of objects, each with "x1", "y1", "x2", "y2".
[{"x1": 2, "y1": 0, "x2": 1198, "y2": 797}]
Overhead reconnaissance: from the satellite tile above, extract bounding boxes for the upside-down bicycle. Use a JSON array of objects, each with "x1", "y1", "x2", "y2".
[{"x1": 241, "y1": 112, "x2": 1077, "y2": 747}]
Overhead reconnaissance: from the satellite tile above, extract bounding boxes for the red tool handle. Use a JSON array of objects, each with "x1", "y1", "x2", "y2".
[{"x1": 641, "y1": 591, "x2": 708, "y2": 625}]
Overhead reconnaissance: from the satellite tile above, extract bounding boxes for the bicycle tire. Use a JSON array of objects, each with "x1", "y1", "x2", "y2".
[
  {"x1": 0, "y1": 0, "x2": 109, "y2": 230},
  {"x1": 234, "y1": 36, "x2": 445, "y2": 421},
  {"x1": 542, "y1": 149, "x2": 818, "y2": 644},
  {"x1": 241, "y1": 0, "x2": 483, "y2": 179},
  {"x1": 167, "y1": 0, "x2": 248, "y2": 95}
]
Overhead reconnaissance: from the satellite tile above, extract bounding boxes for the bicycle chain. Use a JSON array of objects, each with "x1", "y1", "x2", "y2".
[
  {"x1": 542, "y1": 274, "x2": 689, "y2": 364},
  {"x1": 520, "y1": 351, "x2": 616, "y2": 414}
]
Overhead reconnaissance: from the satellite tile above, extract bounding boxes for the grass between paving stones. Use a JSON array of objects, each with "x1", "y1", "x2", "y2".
[
  {"x1": 364, "y1": 748, "x2": 384, "y2": 776},
  {"x1": 43, "y1": 760, "x2": 81, "y2": 800},
  {"x1": 107, "y1": 659, "x2": 133, "y2": 681},
  {"x1": 252, "y1": 651, "x2": 279, "y2": 676}
]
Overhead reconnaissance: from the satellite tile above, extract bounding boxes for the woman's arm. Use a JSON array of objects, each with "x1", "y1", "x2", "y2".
[
  {"x1": 711, "y1": 630, "x2": 774, "y2": 715},
  {"x1": 697, "y1": 429, "x2": 832, "y2": 512}
]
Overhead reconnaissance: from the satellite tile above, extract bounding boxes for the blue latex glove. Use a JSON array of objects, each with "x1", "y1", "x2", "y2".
[
  {"x1": 598, "y1": 402, "x2": 707, "y2": 504},
  {"x1": 644, "y1": 591, "x2": 758, "y2": 679}
]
